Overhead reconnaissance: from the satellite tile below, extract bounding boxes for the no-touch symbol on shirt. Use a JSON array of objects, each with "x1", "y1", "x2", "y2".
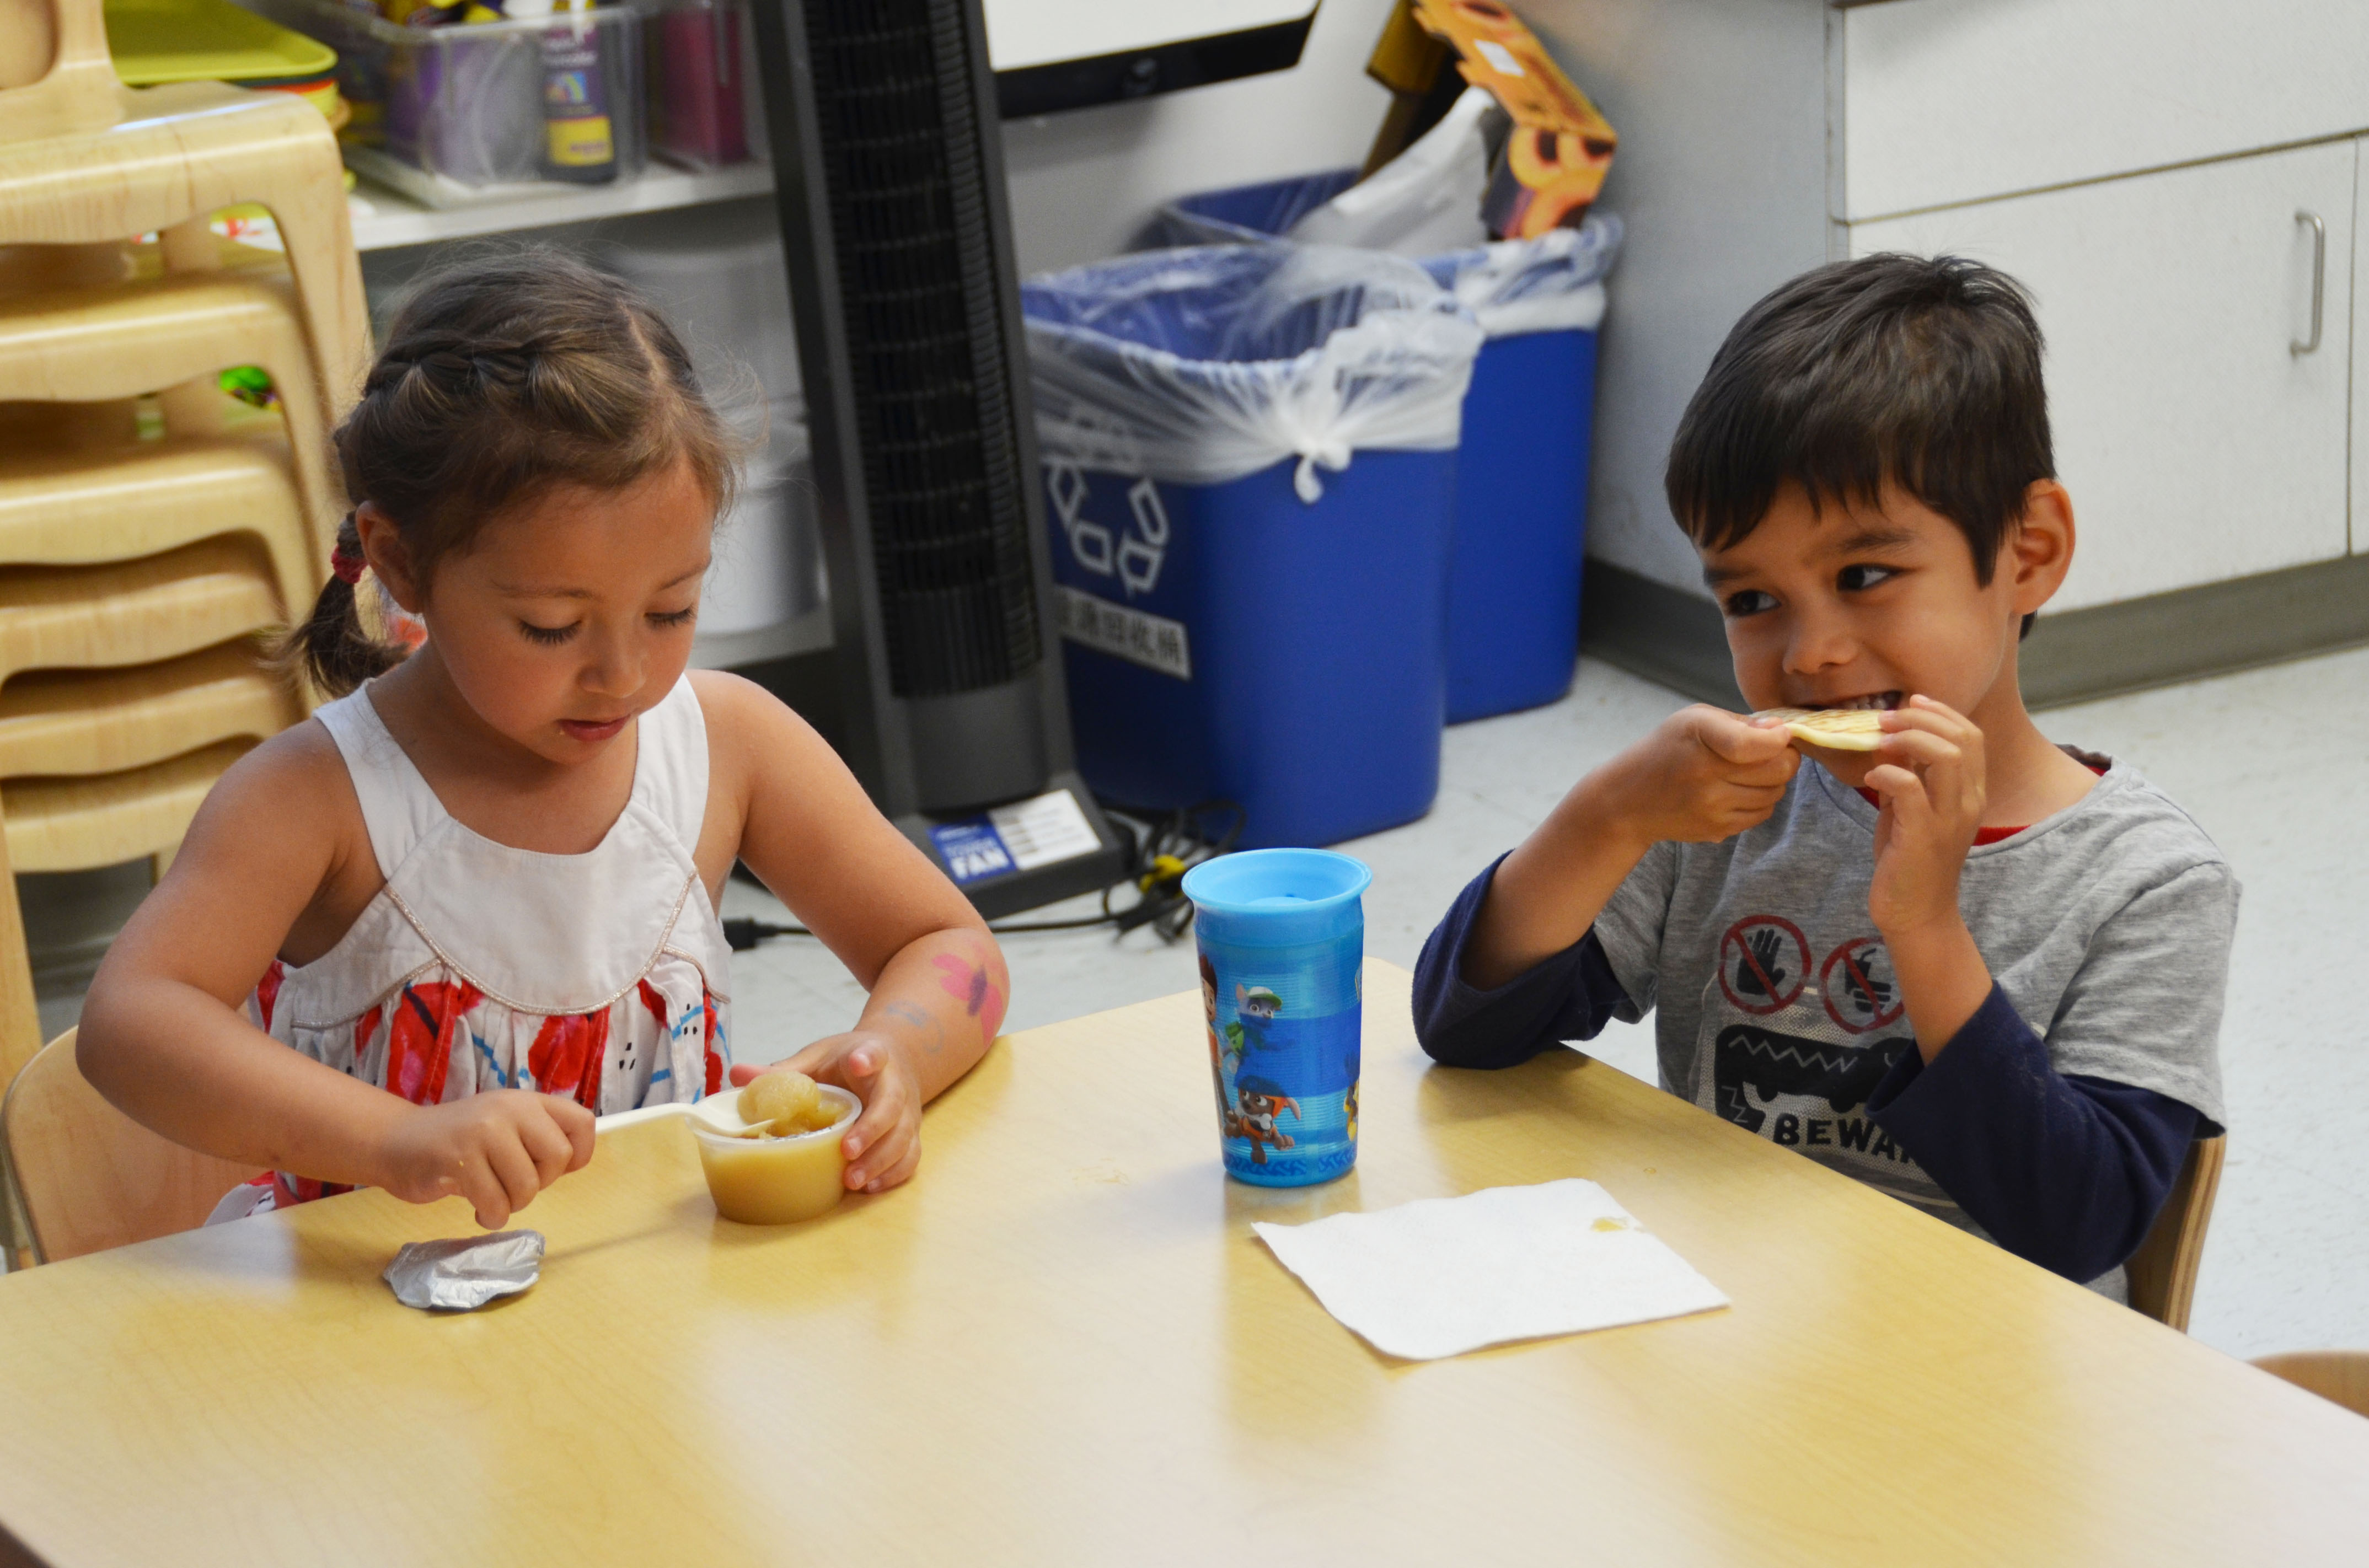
[
  {"x1": 1717, "y1": 915, "x2": 1810, "y2": 1016},
  {"x1": 1820, "y1": 936, "x2": 1904, "y2": 1034}
]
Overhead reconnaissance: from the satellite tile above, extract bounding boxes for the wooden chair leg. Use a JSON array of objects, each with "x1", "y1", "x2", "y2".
[
  {"x1": 0, "y1": 828, "x2": 44, "y2": 1270},
  {"x1": 155, "y1": 219, "x2": 233, "y2": 437}
]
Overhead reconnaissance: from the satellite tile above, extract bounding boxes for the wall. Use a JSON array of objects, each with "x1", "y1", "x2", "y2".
[
  {"x1": 997, "y1": 0, "x2": 1834, "y2": 598},
  {"x1": 1519, "y1": 0, "x2": 1830, "y2": 594},
  {"x1": 995, "y1": 0, "x2": 1397, "y2": 276}
]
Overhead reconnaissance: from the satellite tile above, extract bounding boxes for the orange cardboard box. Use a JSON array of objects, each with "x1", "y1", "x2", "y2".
[{"x1": 1409, "y1": 0, "x2": 1616, "y2": 238}]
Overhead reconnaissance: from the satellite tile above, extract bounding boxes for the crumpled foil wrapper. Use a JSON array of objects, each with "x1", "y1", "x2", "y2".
[{"x1": 383, "y1": 1230, "x2": 545, "y2": 1312}]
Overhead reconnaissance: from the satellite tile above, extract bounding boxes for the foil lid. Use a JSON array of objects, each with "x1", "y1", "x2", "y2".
[{"x1": 383, "y1": 1230, "x2": 546, "y2": 1312}]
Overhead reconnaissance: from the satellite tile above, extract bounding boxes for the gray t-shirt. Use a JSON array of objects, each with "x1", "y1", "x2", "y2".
[{"x1": 1590, "y1": 758, "x2": 2235, "y2": 1271}]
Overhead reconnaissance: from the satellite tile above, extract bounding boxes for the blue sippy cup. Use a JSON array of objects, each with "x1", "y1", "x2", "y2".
[{"x1": 1182, "y1": 849, "x2": 1371, "y2": 1188}]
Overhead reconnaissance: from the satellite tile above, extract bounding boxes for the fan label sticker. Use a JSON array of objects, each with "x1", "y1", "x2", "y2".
[
  {"x1": 929, "y1": 789, "x2": 1102, "y2": 884},
  {"x1": 930, "y1": 819, "x2": 1014, "y2": 885},
  {"x1": 987, "y1": 789, "x2": 1100, "y2": 872}
]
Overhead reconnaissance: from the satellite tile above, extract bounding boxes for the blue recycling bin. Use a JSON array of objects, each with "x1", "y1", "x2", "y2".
[
  {"x1": 1432, "y1": 322, "x2": 1598, "y2": 720},
  {"x1": 1153, "y1": 173, "x2": 1618, "y2": 722},
  {"x1": 1023, "y1": 247, "x2": 1479, "y2": 849},
  {"x1": 1042, "y1": 453, "x2": 1455, "y2": 849}
]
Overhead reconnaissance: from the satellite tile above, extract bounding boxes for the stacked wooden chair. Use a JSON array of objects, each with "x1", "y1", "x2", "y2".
[{"x1": 0, "y1": 0, "x2": 366, "y2": 1256}]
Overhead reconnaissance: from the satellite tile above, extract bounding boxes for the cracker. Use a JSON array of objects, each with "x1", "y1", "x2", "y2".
[{"x1": 1755, "y1": 706, "x2": 1886, "y2": 751}]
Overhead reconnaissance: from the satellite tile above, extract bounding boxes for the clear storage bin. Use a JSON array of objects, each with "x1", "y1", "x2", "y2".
[
  {"x1": 256, "y1": 0, "x2": 647, "y2": 206},
  {"x1": 644, "y1": 0, "x2": 761, "y2": 171}
]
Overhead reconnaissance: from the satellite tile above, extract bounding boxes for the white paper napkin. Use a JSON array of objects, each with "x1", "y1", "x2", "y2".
[{"x1": 1252, "y1": 1179, "x2": 1729, "y2": 1360}]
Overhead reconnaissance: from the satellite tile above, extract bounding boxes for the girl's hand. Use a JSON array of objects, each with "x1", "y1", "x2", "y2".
[
  {"x1": 1866, "y1": 695, "x2": 1986, "y2": 939},
  {"x1": 376, "y1": 1091, "x2": 596, "y2": 1228},
  {"x1": 731, "y1": 1032, "x2": 920, "y2": 1194}
]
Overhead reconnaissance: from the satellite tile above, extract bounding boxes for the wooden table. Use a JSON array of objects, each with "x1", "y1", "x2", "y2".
[{"x1": 2, "y1": 961, "x2": 2364, "y2": 1565}]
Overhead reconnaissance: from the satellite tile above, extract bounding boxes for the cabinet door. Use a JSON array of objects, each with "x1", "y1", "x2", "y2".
[
  {"x1": 1846, "y1": 0, "x2": 2369, "y2": 220},
  {"x1": 1851, "y1": 141, "x2": 2354, "y2": 610}
]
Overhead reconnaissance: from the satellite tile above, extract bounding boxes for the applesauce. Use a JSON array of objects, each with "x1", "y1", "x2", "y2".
[{"x1": 688, "y1": 1085, "x2": 860, "y2": 1224}]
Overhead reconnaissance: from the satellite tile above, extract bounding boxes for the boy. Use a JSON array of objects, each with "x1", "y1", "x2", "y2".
[{"x1": 1412, "y1": 255, "x2": 2234, "y2": 1299}]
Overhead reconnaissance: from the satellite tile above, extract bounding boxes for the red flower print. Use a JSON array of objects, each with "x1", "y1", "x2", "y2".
[
  {"x1": 384, "y1": 981, "x2": 481, "y2": 1107},
  {"x1": 528, "y1": 1008, "x2": 610, "y2": 1109},
  {"x1": 254, "y1": 960, "x2": 286, "y2": 1033},
  {"x1": 702, "y1": 990, "x2": 723, "y2": 1096},
  {"x1": 637, "y1": 979, "x2": 671, "y2": 1033}
]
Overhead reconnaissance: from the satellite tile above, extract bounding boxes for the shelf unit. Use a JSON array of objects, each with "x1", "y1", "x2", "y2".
[{"x1": 347, "y1": 162, "x2": 774, "y2": 251}]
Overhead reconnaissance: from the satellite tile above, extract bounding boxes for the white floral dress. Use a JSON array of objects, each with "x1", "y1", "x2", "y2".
[{"x1": 212, "y1": 674, "x2": 733, "y2": 1217}]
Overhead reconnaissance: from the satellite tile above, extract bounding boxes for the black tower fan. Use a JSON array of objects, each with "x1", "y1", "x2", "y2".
[{"x1": 747, "y1": 0, "x2": 1127, "y2": 916}]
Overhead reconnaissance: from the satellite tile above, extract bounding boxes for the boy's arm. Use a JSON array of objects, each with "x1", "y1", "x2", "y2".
[
  {"x1": 1418, "y1": 705, "x2": 1797, "y2": 1067},
  {"x1": 1461, "y1": 706, "x2": 1800, "y2": 988},
  {"x1": 1863, "y1": 697, "x2": 1996, "y2": 1057},
  {"x1": 1866, "y1": 987, "x2": 2201, "y2": 1282},
  {"x1": 1857, "y1": 699, "x2": 2234, "y2": 1281},
  {"x1": 1413, "y1": 855, "x2": 1638, "y2": 1068}
]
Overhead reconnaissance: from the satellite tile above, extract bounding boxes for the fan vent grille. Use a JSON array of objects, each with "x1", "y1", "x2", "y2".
[{"x1": 806, "y1": 0, "x2": 1039, "y2": 697}]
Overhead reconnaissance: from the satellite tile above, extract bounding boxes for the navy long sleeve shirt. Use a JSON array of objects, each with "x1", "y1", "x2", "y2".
[{"x1": 1413, "y1": 857, "x2": 2203, "y2": 1286}]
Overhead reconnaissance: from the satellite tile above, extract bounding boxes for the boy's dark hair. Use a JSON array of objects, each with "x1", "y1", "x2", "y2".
[
  {"x1": 1664, "y1": 253, "x2": 2053, "y2": 637},
  {"x1": 281, "y1": 248, "x2": 741, "y2": 697}
]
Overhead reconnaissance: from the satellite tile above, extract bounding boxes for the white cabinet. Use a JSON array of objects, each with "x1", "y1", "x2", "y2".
[
  {"x1": 2349, "y1": 147, "x2": 2369, "y2": 556},
  {"x1": 1845, "y1": 0, "x2": 2369, "y2": 220},
  {"x1": 1851, "y1": 140, "x2": 2355, "y2": 610}
]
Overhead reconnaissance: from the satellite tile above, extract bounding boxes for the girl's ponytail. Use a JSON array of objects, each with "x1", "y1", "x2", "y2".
[{"x1": 276, "y1": 511, "x2": 404, "y2": 699}]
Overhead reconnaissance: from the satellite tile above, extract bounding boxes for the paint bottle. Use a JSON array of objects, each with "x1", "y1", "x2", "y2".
[
  {"x1": 505, "y1": 0, "x2": 617, "y2": 185},
  {"x1": 1182, "y1": 850, "x2": 1371, "y2": 1188}
]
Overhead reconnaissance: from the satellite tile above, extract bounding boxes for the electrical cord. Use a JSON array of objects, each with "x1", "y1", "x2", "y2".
[{"x1": 723, "y1": 800, "x2": 1244, "y2": 953}]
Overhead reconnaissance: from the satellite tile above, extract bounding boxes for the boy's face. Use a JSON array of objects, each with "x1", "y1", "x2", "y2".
[{"x1": 1698, "y1": 480, "x2": 2068, "y2": 787}]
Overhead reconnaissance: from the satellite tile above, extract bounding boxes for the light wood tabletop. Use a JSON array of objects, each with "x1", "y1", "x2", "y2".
[{"x1": 1, "y1": 960, "x2": 2364, "y2": 1566}]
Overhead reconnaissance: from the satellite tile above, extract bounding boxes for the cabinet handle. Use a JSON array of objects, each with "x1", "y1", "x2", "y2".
[{"x1": 2293, "y1": 208, "x2": 2326, "y2": 356}]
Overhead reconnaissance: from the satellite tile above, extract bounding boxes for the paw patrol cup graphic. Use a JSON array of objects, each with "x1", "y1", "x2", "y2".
[{"x1": 1183, "y1": 849, "x2": 1371, "y2": 1188}]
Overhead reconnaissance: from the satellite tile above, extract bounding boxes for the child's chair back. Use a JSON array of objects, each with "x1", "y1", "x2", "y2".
[
  {"x1": 2123, "y1": 1134, "x2": 2226, "y2": 1333},
  {"x1": 0, "y1": 0, "x2": 123, "y2": 142},
  {"x1": 2, "y1": 1028, "x2": 256, "y2": 1263},
  {"x1": 2251, "y1": 1353, "x2": 2369, "y2": 1420}
]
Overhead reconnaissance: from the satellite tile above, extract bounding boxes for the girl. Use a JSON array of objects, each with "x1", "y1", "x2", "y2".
[{"x1": 77, "y1": 253, "x2": 1009, "y2": 1229}]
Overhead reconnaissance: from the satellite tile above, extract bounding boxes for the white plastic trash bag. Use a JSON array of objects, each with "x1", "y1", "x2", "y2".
[
  {"x1": 1423, "y1": 214, "x2": 1624, "y2": 338},
  {"x1": 1284, "y1": 86, "x2": 1499, "y2": 255},
  {"x1": 1022, "y1": 245, "x2": 1486, "y2": 503}
]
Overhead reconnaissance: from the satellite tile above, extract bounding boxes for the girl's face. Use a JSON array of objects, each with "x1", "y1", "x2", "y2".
[{"x1": 402, "y1": 458, "x2": 715, "y2": 766}]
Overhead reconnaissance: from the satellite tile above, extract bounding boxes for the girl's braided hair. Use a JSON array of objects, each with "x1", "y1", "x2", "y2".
[{"x1": 282, "y1": 248, "x2": 739, "y2": 697}]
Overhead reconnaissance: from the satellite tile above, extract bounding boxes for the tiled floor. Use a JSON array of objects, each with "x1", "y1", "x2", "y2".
[{"x1": 723, "y1": 645, "x2": 2369, "y2": 1363}]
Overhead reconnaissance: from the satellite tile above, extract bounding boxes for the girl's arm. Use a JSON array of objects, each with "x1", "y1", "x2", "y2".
[
  {"x1": 76, "y1": 728, "x2": 592, "y2": 1227},
  {"x1": 698, "y1": 674, "x2": 1006, "y2": 1193}
]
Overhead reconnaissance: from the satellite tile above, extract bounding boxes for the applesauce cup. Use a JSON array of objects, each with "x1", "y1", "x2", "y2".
[{"x1": 687, "y1": 1084, "x2": 861, "y2": 1224}]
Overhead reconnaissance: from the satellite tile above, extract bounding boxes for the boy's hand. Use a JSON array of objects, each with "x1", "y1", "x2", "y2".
[
  {"x1": 731, "y1": 1031, "x2": 919, "y2": 1194},
  {"x1": 1467, "y1": 706, "x2": 1795, "y2": 990},
  {"x1": 377, "y1": 1091, "x2": 596, "y2": 1229},
  {"x1": 1866, "y1": 695, "x2": 1986, "y2": 938},
  {"x1": 1601, "y1": 705, "x2": 1801, "y2": 849}
]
